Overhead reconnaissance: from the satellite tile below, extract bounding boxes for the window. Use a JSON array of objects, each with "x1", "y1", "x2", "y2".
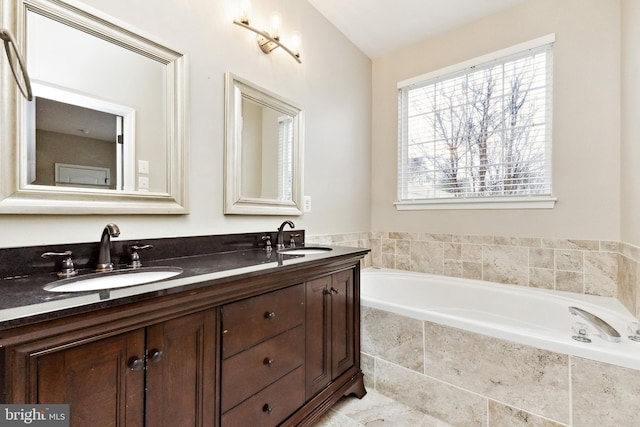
[
  {"x1": 397, "y1": 35, "x2": 555, "y2": 210},
  {"x1": 277, "y1": 115, "x2": 294, "y2": 201}
]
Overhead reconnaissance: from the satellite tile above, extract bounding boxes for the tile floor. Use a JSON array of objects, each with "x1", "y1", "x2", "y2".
[{"x1": 313, "y1": 389, "x2": 452, "y2": 427}]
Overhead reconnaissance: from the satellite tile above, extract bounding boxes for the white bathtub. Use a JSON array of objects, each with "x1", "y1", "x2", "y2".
[{"x1": 361, "y1": 268, "x2": 640, "y2": 371}]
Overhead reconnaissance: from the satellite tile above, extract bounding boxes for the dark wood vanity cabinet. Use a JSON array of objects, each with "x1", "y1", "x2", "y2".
[
  {"x1": 0, "y1": 254, "x2": 366, "y2": 426},
  {"x1": 13, "y1": 309, "x2": 217, "y2": 426},
  {"x1": 305, "y1": 269, "x2": 355, "y2": 398}
]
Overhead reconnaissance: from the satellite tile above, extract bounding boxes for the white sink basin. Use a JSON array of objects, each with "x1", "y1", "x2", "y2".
[
  {"x1": 44, "y1": 267, "x2": 183, "y2": 292},
  {"x1": 277, "y1": 247, "x2": 333, "y2": 255}
]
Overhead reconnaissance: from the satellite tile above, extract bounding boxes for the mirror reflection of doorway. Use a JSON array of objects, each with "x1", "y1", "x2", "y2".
[
  {"x1": 25, "y1": 83, "x2": 136, "y2": 191},
  {"x1": 33, "y1": 97, "x2": 121, "y2": 189}
]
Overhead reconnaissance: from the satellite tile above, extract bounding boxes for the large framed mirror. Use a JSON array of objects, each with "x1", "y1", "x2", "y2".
[
  {"x1": 0, "y1": 0, "x2": 188, "y2": 214},
  {"x1": 224, "y1": 73, "x2": 304, "y2": 215}
]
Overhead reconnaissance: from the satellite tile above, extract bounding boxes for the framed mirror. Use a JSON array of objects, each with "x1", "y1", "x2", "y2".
[
  {"x1": 0, "y1": 0, "x2": 188, "y2": 214},
  {"x1": 224, "y1": 73, "x2": 304, "y2": 215}
]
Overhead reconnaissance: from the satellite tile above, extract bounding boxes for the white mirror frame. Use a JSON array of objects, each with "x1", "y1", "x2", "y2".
[
  {"x1": 224, "y1": 72, "x2": 304, "y2": 216},
  {"x1": 0, "y1": 0, "x2": 189, "y2": 214}
]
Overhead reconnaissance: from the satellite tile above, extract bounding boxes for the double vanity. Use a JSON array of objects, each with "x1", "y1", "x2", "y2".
[{"x1": 0, "y1": 229, "x2": 369, "y2": 426}]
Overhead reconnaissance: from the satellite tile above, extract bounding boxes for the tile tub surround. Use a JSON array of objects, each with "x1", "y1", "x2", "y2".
[
  {"x1": 361, "y1": 306, "x2": 640, "y2": 426},
  {"x1": 368, "y1": 232, "x2": 640, "y2": 319},
  {"x1": 307, "y1": 232, "x2": 372, "y2": 267}
]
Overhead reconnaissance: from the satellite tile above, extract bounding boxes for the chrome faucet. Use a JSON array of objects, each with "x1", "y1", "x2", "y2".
[
  {"x1": 276, "y1": 220, "x2": 295, "y2": 250},
  {"x1": 96, "y1": 223, "x2": 120, "y2": 272},
  {"x1": 569, "y1": 306, "x2": 621, "y2": 343}
]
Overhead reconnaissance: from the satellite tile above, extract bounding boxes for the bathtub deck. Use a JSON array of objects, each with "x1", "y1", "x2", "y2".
[{"x1": 313, "y1": 389, "x2": 451, "y2": 426}]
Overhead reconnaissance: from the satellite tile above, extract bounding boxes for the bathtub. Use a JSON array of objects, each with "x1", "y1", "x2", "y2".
[{"x1": 360, "y1": 268, "x2": 640, "y2": 371}]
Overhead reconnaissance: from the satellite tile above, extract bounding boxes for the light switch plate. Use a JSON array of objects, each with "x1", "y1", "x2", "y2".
[
  {"x1": 303, "y1": 195, "x2": 311, "y2": 213},
  {"x1": 138, "y1": 160, "x2": 149, "y2": 174}
]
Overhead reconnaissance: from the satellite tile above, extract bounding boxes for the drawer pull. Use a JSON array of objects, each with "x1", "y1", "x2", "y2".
[
  {"x1": 264, "y1": 311, "x2": 277, "y2": 320},
  {"x1": 263, "y1": 357, "x2": 274, "y2": 367},
  {"x1": 330, "y1": 287, "x2": 339, "y2": 295},
  {"x1": 262, "y1": 404, "x2": 273, "y2": 415},
  {"x1": 149, "y1": 349, "x2": 163, "y2": 363},
  {"x1": 128, "y1": 357, "x2": 144, "y2": 371}
]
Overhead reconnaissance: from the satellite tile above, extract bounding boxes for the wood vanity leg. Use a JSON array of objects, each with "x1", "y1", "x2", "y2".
[{"x1": 342, "y1": 372, "x2": 367, "y2": 399}]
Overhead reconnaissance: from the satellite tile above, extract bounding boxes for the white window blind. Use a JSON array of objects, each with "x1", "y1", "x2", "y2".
[
  {"x1": 277, "y1": 115, "x2": 294, "y2": 201},
  {"x1": 397, "y1": 36, "x2": 555, "y2": 209}
]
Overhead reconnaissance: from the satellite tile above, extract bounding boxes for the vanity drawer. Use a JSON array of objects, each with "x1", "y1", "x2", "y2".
[
  {"x1": 220, "y1": 365, "x2": 305, "y2": 427},
  {"x1": 222, "y1": 284, "x2": 304, "y2": 358},
  {"x1": 221, "y1": 325, "x2": 304, "y2": 412}
]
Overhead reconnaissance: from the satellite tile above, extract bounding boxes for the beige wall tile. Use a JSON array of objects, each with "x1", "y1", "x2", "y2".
[
  {"x1": 423, "y1": 322, "x2": 570, "y2": 424},
  {"x1": 483, "y1": 245, "x2": 528, "y2": 286},
  {"x1": 361, "y1": 307, "x2": 424, "y2": 372},
  {"x1": 416, "y1": 233, "x2": 452, "y2": 242},
  {"x1": 444, "y1": 260, "x2": 463, "y2": 278},
  {"x1": 397, "y1": 240, "x2": 411, "y2": 256},
  {"x1": 494, "y1": 236, "x2": 541, "y2": 248},
  {"x1": 584, "y1": 251, "x2": 618, "y2": 297},
  {"x1": 530, "y1": 248, "x2": 554, "y2": 269},
  {"x1": 555, "y1": 271, "x2": 583, "y2": 293},
  {"x1": 488, "y1": 401, "x2": 566, "y2": 427},
  {"x1": 453, "y1": 234, "x2": 493, "y2": 244},
  {"x1": 617, "y1": 254, "x2": 637, "y2": 315},
  {"x1": 572, "y1": 357, "x2": 640, "y2": 426},
  {"x1": 396, "y1": 255, "x2": 411, "y2": 271},
  {"x1": 381, "y1": 253, "x2": 395, "y2": 269},
  {"x1": 411, "y1": 241, "x2": 444, "y2": 274},
  {"x1": 463, "y1": 244, "x2": 483, "y2": 262},
  {"x1": 463, "y1": 262, "x2": 483, "y2": 280},
  {"x1": 541, "y1": 239, "x2": 599, "y2": 251},
  {"x1": 375, "y1": 359, "x2": 487, "y2": 427},
  {"x1": 555, "y1": 249, "x2": 583, "y2": 272},
  {"x1": 382, "y1": 239, "x2": 396, "y2": 254},
  {"x1": 443, "y1": 242, "x2": 462, "y2": 260},
  {"x1": 369, "y1": 231, "x2": 636, "y2": 315},
  {"x1": 529, "y1": 268, "x2": 554, "y2": 290},
  {"x1": 360, "y1": 353, "x2": 375, "y2": 390}
]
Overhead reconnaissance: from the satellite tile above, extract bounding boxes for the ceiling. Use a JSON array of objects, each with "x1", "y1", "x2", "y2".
[{"x1": 307, "y1": 0, "x2": 526, "y2": 59}]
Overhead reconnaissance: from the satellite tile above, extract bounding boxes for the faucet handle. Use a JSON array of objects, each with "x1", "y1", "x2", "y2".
[
  {"x1": 41, "y1": 250, "x2": 78, "y2": 277},
  {"x1": 129, "y1": 244, "x2": 153, "y2": 268},
  {"x1": 289, "y1": 233, "x2": 301, "y2": 247},
  {"x1": 261, "y1": 235, "x2": 272, "y2": 252}
]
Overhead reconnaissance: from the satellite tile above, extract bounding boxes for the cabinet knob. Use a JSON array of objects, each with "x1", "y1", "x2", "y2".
[
  {"x1": 262, "y1": 404, "x2": 273, "y2": 415},
  {"x1": 263, "y1": 357, "x2": 274, "y2": 367},
  {"x1": 330, "y1": 287, "x2": 339, "y2": 295},
  {"x1": 264, "y1": 311, "x2": 276, "y2": 320},
  {"x1": 149, "y1": 349, "x2": 163, "y2": 363},
  {"x1": 128, "y1": 357, "x2": 144, "y2": 371}
]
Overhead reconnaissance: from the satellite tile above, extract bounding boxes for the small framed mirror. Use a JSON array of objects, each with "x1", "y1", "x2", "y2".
[
  {"x1": 224, "y1": 73, "x2": 304, "y2": 215},
  {"x1": 0, "y1": 0, "x2": 188, "y2": 214}
]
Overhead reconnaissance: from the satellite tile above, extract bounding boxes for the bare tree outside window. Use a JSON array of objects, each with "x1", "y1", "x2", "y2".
[{"x1": 398, "y1": 44, "x2": 552, "y2": 202}]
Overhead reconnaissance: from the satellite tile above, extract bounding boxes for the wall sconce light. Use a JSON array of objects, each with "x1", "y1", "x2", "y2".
[{"x1": 233, "y1": 9, "x2": 301, "y2": 64}]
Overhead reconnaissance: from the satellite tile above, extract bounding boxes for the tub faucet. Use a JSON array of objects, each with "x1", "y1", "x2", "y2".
[
  {"x1": 569, "y1": 306, "x2": 621, "y2": 343},
  {"x1": 276, "y1": 220, "x2": 295, "y2": 250},
  {"x1": 96, "y1": 223, "x2": 120, "y2": 272}
]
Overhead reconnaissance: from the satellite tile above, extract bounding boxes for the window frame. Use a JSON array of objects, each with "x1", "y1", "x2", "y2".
[{"x1": 395, "y1": 34, "x2": 556, "y2": 211}]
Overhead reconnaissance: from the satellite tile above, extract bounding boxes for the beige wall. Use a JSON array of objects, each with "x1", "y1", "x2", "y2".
[
  {"x1": 621, "y1": 0, "x2": 640, "y2": 247},
  {"x1": 371, "y1": 0, "x2": 621, "y2": 241},
  {"x1": 0, "y1": 0, "x2": 372, "y2": 247}
]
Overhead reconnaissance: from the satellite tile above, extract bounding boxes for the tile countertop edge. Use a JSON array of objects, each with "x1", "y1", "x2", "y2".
[{"x1": 0, "y1": 245, "x2": 370, "y2": 329}]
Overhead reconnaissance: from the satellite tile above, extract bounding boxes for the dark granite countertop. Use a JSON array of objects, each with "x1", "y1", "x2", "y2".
[{"x1": 0, "y1": 244, "x2": 369, "y2": 331}]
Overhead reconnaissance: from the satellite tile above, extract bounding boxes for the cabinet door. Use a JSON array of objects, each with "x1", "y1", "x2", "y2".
[
  {"x1": 305, "y1": 275, "x2": 332, "y2": 399},
  {"x1": 37, "y1": 329, "x2": 146, "y2": 427},
  {"x1": 331, "y1": 269, "x2": 355, "y2": 378},
  {"x1": 145, "y1": 309, "x2": 217, "y2": 427}
]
